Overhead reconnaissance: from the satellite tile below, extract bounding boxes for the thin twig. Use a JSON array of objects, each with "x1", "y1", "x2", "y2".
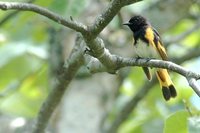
[
  {"x1": 0, "y1": 0, "x2": 36, "y2": 26},
  {"x1": 0, "y1": 2, "x2": 87, "y2": 33},
  {"x1": 188, "y1": 78, "x2": 200, "y2": 97}
]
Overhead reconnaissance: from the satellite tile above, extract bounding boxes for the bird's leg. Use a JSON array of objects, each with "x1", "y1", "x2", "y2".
[
  {"x1": 145, "y1": 57, "x2": 152, "y2": 62},
  {"x1": 136, "y1": 56, "x2": 142, "y2": 61},
  {"x1": 84, "y1": 47, "x2": 95, "y2": 56}
]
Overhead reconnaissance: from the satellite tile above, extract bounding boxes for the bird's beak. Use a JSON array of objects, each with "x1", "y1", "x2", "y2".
[{"x1": 123, "y1": 22, "x2": 130, "y2": 26}]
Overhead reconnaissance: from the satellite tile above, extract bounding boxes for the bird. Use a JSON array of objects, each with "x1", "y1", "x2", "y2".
[{"x1": 123, "y1": 15, "x2": 177, "y2": 100}]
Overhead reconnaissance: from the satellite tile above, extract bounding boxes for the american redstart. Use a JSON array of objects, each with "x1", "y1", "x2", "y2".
[{"x1": 123, "y1": 15, "x2": 177, "y2": 100}]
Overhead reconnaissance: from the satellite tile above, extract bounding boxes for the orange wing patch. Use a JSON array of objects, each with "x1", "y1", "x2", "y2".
[
  {"x1": 157, "y1": 41, "x2": 168, "y2": 60},
  {"x1": 145, "y1": 27, "x2": 168, "y2": 60},
  {"x1": 144, "y1": 27, "x2": 156, "y2": 48}
]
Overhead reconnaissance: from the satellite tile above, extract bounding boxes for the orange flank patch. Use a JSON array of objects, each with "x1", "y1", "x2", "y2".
[
  {"x1": 144, "y1": 27, "x2": 155, "y2": 47},
  {"x1": 145, "y1": 27, "x2": 168, "y2": 60}
]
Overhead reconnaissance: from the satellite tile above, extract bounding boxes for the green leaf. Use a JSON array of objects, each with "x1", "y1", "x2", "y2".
[
  {"x1": 0, "y1": 65, "x2": 48, "y2": 117},
  {"x1": 164, "y1": 110, "x2": 189, "y2": 133}
]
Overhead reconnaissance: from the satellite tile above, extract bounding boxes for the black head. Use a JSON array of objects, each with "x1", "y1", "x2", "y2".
[{"x1": 123, "y1": 15, "x2": 149, "y2": 32}]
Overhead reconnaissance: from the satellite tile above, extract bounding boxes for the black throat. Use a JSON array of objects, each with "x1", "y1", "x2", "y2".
[{"x1": 133, "y1": 26, "x2": 149, "y2": 45}]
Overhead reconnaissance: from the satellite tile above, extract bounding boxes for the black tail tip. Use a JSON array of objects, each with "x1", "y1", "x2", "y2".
[
  {"x1": 162, "y1": 87, "x2": 171, "y2": 101},
  {"x1": 162, "y1": 85, "x2": 177, "y2": 101},
  {"x1": 169, "y1": 85, "x2": 177, "y2": 98}
]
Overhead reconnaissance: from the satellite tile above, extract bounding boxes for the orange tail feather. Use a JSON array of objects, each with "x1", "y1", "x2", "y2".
[{"x1": 156, "y1": 69, "x2": 177, "y2": 100}]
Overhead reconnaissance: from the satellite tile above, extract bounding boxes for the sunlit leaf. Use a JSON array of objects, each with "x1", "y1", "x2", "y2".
[
  {"x1": 0, "y1": 65, "x2": 48, "y2": 117},
  {"x1": 164, "y1": 110, "x2": 189, "y2": 133}
]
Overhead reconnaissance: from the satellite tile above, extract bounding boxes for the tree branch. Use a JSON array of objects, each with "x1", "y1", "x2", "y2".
[
  {"x1": 87, "y1": 48, "x2": 200, "y2": 97},
  {"x1": 84, "y1": 35, "x2": 200, "y2": 97},
  {"x1": 118, "y1": 58, "x2": 200, "y2": 79},
  {"x1": 87, "y1": 49, "x2": 199, "y2": 76},
  {"x1": 87, "y1": 0, "x2": 142, "y2": 39},
  {"x1": 0, "y1": 0, "x2": 36, "y2": 26},
  {"x1": 87, "y1": 0, "x2": 123, "y2": 39},
  {"x1": 106, "y1": 46, "x2": 200, "y2": 133},
  {"x1": 188, "y1": 78, "x2": 200, "y2": 96},
  {"x1": 32, "y1": 34, "x2": 85, "y2": 133},
  {"x1": 0, "y1": 2, "x2": 87, "y2": 33}
]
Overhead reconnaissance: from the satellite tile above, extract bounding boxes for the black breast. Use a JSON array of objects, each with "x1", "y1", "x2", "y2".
[{"x1": 133, "y1": 27, "x2": 149, "y2": 45}]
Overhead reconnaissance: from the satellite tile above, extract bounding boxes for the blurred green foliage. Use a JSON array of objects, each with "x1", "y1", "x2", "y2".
[
  {"x1": 0, "y1": 0, "x2": 200, "y2": 132},
  {"x1": 164, "y1": 110, "x2": 189, "y2": 133},
  {"x1": 0, "y1": 0, "x2": 89, "y2": 118}
]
